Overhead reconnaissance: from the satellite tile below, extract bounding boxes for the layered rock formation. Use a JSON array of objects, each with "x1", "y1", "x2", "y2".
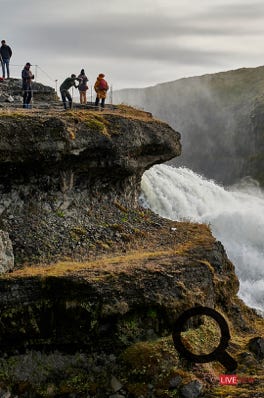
[
  {"x1": 0, "y1": 107, "x2": 180, "y2": 264},
  {"x1": 0, "y1": 225, "x2": 238, "y2": 352},
  {"x1": 0, "y1": 102, "x2": 263, "y2": 398}
]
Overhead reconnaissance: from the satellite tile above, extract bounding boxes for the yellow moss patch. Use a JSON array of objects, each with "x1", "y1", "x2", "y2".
[
  {"x1": 0, "y1": 111, "x2": 32, "y2": 119},
  {"x1": 122, "y1": 337, "x2": 180, "y2": 377},
  {"x1": 1, "y1": 221, "x2": 218, "y2": 279},
  {"x1": 3, "y1": 249, "x2": 178, "y2": 278},
  {"x1": 67, "y1": 126, "x2": 76, "y2": 140},
  {"x1": 181, "y1": 316, "x2": 222, "y2": 355},
  {"x1": 84, "y1": 117, "x2": 110, "y2": 137}
]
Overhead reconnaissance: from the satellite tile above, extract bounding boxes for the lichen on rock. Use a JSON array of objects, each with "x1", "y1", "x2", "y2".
[{"x1": 0, "y1": 230, "x2": 14, "y2": 273}]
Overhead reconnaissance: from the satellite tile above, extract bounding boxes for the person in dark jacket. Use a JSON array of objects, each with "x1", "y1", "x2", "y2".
[
  {"x1": 77, "y1": 69, "x2": 89, "y2": 104},
  {"x1": 22, "y1": 62, "x2": 34, "y2": 108},
  {"x1": 0, "y1": 40, "x2": 12, "y2": 78},
  {"x1": 60, "y1": 74, "x2": 80, "y2": 109}
]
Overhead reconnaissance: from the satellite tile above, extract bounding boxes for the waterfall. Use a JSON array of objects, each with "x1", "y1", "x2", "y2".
[{"x1": 141, "y1": 164, "x2": 264, "y2": 315}]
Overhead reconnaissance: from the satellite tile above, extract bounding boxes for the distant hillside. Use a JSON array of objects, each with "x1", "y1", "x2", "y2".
[{"x1": 115, "y1": 66, "x2": 264, "y2": 185}]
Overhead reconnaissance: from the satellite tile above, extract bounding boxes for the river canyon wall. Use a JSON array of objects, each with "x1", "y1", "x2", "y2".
[{"x1": 115, "y1": 66, "x2": 264, "y2": 185}]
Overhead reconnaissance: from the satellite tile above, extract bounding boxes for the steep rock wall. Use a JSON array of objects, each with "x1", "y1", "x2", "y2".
[
  {"x1": 0, "y1": 223, "x2": 239, "y2": 353},
  {"x1": 0, "y1": 108, "x2": 180, "y2": 264}
]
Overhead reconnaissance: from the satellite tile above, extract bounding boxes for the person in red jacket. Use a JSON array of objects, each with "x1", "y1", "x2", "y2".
[{"x1": 94, "y1": 73, "x2": 109, "y2": 109}]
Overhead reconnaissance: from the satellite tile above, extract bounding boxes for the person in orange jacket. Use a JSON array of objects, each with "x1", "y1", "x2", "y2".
[{"x1": 94, "y1": 73, "x2": 109, "y2": 108}]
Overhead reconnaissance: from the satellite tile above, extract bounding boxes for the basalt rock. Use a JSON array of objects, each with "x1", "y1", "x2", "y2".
[
  {"x1": 249, "y1": 337, "x2": 264, "y2": 359},
  {"x1": 0, "y1": 226, "x2": 239, "y2": 353},
  {"x1": 0, "y1": 230, "x2": 14, "y2": 273},
  {"x1": 0, "y1": 108, "x2": 181, "y2": 264},
  {"x1": 0, "y1": 78, "x2": 57, "y2": 105}
]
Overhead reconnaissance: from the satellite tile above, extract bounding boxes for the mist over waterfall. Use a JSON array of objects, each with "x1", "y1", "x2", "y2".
[
  {"x1": 115, "y1": 66, "x2": 264, "y2": 186},
  {"x1": 141, "y1": 165, "x2": 264, "y2": 314}
]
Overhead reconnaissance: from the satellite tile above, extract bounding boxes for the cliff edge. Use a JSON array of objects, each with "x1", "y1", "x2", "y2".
[{"x1": 0, "y1": 106, "x2": 180, "y2": 265}]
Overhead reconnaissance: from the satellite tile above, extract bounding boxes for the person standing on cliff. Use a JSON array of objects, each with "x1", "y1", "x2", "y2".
[
  {"x1": 77, "y1": 69, "x2": 89, "y2": 104},
  {"x1": 94, "y1": 73, "x2": 109, "y2": 109},
  {"x1": 60, "y1": 74, "x2": 81, "y2": 110},
  {"x1": 0, "y1": 40, "x2": 12, "y2": 79},
  {"x1": 0, "y1": 53, "x2": 3, "y2": 79},
  {"x1": 22, "y1": 62, "x2": 34, "y2": 109}
]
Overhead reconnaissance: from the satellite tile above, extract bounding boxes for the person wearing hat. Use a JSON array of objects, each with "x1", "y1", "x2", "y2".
[
  {"x1": 21, "y1": 62, "x2": 34, "y2": 109},
  {"x1": 77, "y1": 69, "x2": 89, "y2": 104},
  {"x1": 0, "y1": 40, "x2": 12, "y2": 79},
  {"x1": 94, "y1": 73, "x2": 109, "y2": 109},
  {"x1": 60, "y1": 74, "x2": 81, "y2": 110}
]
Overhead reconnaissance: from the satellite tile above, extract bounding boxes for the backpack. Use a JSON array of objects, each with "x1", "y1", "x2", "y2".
[{"x1": 99, "y1": 79, "x2": 108, "y2": 90}]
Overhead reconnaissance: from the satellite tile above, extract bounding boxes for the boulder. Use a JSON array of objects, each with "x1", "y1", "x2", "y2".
[
  {"x1": 180, "y1": 380, "x2": 203, "y2": 398},
  {"x1": 249, "y1": 337, "x2": 264, "y2": 359}
]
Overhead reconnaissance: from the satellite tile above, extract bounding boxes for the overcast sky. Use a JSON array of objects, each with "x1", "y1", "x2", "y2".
[{"x1": 2, "y1": 0, "x2": 264, "y2": 91}]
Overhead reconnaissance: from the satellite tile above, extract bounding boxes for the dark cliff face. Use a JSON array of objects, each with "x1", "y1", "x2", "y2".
[
  {"x1": 0, "y1": 108, "x2": 181, "y2": 264},
  {"x1": 0, "y1": 222, "x2": 239, "y2": 353},
  {"x1": 115, "y1": 66, "x2": 264, "y2": 185}
]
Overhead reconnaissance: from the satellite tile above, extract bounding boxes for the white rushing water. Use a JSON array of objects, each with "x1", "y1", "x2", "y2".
[{"x1": 141, "y1": 165, "x2": 264, "y2": 315}]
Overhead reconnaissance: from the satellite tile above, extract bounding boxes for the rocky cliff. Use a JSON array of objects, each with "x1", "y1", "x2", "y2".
[
  {"x1": 115, "y1": 66, "x2": 264, "y2": 185},
  {"x1": 0, "y1": 107, "x2": 180, "y2": 265},
  {"x1": 0, "y1": 103, "x2": 263, "y2": 398}
]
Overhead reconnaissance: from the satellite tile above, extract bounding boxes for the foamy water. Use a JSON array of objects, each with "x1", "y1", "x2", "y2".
[{"x1": 141, "y1": 165, "x2": 264, "y2": 314}]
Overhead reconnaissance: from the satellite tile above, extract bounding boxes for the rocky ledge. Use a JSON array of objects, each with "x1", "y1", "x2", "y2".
[
  {"x1": 0, "y1": 223, "x2": 239, "y2": 352},
  {"x1": 0, "y1": 106, "x2": 180, "y2": 265},
  {"x1": 0, "y1": 78, "x2": 56, "y2": 105}
]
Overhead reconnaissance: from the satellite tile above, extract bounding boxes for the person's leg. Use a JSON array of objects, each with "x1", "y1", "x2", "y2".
[
  {"x1": 66, "y1": 90, "x2": 72, "y2": 109},
  {"x1": 5, "y1": 59, "x2": 10, "y2": 78},
  {"x1": 26, "y1": 89, "x2": 32, "y2": 106},
  {"x1": 60, "y1": 89, "x2": 67, "y2": 109},
  {"x1": 0, "y1": 60, "x2": 3, "y2": 78},
  {"x1": 101, "y1": 98, "x2": 105, "y2": 108},
  {"x1": 23, "y1": 90, "x2": 27, "y2": 108},
  {"x1": 95, "y1": 96, "x2": 99, "y2": 107},
  {"x1": 80, "y1": 91, "x2": 85, "y2": 104},
  {"x1": 83, "y1": 91, "x2": 87, "y2": 104},
  {"x1": 1, "y1": 60, "x2": 5, "y2": 78}
]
